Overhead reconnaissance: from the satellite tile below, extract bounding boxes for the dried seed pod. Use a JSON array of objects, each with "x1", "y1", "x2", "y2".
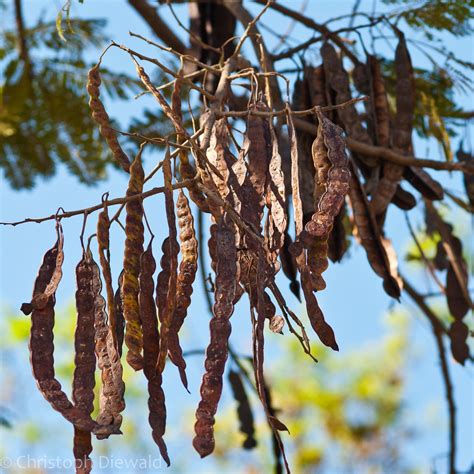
[
  {"x1": 245, "y1": 100, "x2": 273, "y2": 220},
  {"x1": 114, "y1": 271, "x2": 125, "y2": 357},
  {"x1": 300, "y1": 266, "x2": 338, "y2": 350},
  {"x1": 348, "y1": 163, "x2": 401, "y2": 299},
  {"x1": 304, "y1": 109, "x2": 351, "y2": 239},
  {"x1": 156, "y1": 153, "x2": 180, "y2": 374},
  {"x1": 122, "y1": 147, "x2": 145, "y2": 371},
  {"x1": 370, "y1": 33, "x2": 414, "y2": 217},
  {"x1": 403, "y1": 167, "x2": 444, "y2": 201},
  {"x1": 327, "y1": 205, "x2": 349, "y2": 263},
  {"x1": 321, "y1": 42, "x2": 377, "y2": 168},
  {"x1": 97, "y1": 200, "x2": 118, "y2": 349},
  {"x1": 168, "y1": 190, "x2": 198, "y2": 389},
  {"x1": 87, "y1": 65, "x2": 130, "y2": 173},
  {"x1": 279, "y1": 231, "x2": 300, "y2": 300},
  {"x1": 456, "y1": 145, "x2": 474, "y2": 206},
  {"x1": 307, "y1": 236, "x2": 329, "y2": 291},
  {"x1": 91, "y1": 253, "x2": 125, "y2": 437},
  {"x1": 72, "y1": 252, "x2": 97, "y2": 474},
  {"x1": 228, "y1": 369, "x2": 257, "y2": 450},
  {"x1": 21, "y1": 223, "x2": 64, "y2": 315},
  {"x1": 391, "y1": 185, "x2": 417, "y2": 211},
  {"x1": 266, "y1": 123, "x2": 287, "y2": 258},
  {"x1": 193, "y1": 215, "x2": 237, "y2": 458},
  {"x1": 26, "y1": 224, "x2": 118, "y2": 437},
  {"x1": 139, "y1": 241, "x2": 170, "y2": 465}
]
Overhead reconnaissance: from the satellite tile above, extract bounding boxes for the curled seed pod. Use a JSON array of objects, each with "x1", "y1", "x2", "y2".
[
  {"x1": 156, "y1": 153, "x2": 180, "y2": 374},
  {"x1": 87, "y1": 65, "x2": 130, "y2": 173},
  {"x1": 304, "y1": 108, "x2": 351, "y2": 239},
  {"x1": 21, "y1": 223, "x2": 64, "y2": 315},
  {"x1": 168, "y1": 190, "x2": 198, "y2": 390},
  {"x1": 26, "y1": 224, "x2": 118, "y2": 437},
  {"x1": 348, "y1": 163, "x2": 401, "y2": 299},
  {"x1": 193, "y1": 215, "x2": 237, "y2": 458},
  {"x1": 122, "y1": 147, "x2": 145, "y2": 371},
  {"x1": 97, "y1": 201, "x2": 117, "y2": 349},
  {"x1": 91, "y1": 253, "x2": 125, "y2": 437},
  {"x1": 139, "y1": 241, "x2": 170, "y2": 465},
  {"x1": 72, "y1": 251, "x2": 97, "y2": 473},
  {"x1": 321, "y1": 42, "x2": 377, "y2": 168},
  {"x1": 403, "y1": 167, "x2": 444, "y2": 201},
  {"x1": 228, "y1": 370, "x2": 257, "y2": 450}
]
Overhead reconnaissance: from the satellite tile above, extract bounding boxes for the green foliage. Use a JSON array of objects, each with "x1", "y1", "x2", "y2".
[
  {"x1": 385, "y1": 0, "x2": 474, "y2": 38},
  {"x1": 0, "y1": 17, "x2": 138, "y2": 189}
]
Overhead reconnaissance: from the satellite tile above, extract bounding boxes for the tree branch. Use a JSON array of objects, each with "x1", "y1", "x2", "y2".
[
  {"x1": 0, "y1": 179, "x2": 194, "y2": 227},
  {"x1": 127, "y1": 0, "x2": 187, "y2": 54}
]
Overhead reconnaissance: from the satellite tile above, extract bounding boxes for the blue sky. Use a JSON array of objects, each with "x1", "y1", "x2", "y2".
[{"x1": 1, "y1": 1, "x2": 473, "y2": 472}]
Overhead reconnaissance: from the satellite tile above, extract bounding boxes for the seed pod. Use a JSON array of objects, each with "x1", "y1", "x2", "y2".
[
  {"x1": 97, "y1": 201, "x2": 118, "y2": 349},
  {"x1": 370, "y1": 32, "x2": 414, "y2": 218},
  {"x1": 279, "y1": 231, "x2": 300, "y2": 300},
  {"x1": 245, "y1": 100, "x2": 273, "y2": 221},
  {"x1": 456, "y1": 145, "x2": 474, "y2": 206},
  {"x1": 193, "y1": 215, "x2": 237, "y2": 458},
  {"x1": 114, "y1": 271, "x2": 125, "y2": 357},
  {"x1": 403, "y1": 167, "x2": 444, "y2": 201},
  {"x1": 391, "y1": 185, "x2": 417, "y2": 211},
  {"x1": 327, "y1": 205, "x2": 349, "y2": 263},
  {"x1": 348, "y1": 163, "x2": 401, "y2": 299},
  {"x1": 168, "y1": 190, "x2": 198, "y2": 390},
  {"x1": 91, "y1": 253, "x2": 125, "y2": 437},
  {"x1": 21, "y1": 223, "x2": 64, "y2": 315},
  {"x1": 156, "y1": 153, "x2": 180, "y2": 374},
  {"x1": 72, "y1": 250, "x2": 98, "y2": 474},
  {"x1": 139, "y1": 241, "x2": 170, "y2": 465},
  {"x1": 266, "y1": 123, "x2": 287, "y2": 258},
  {"x1": 304, "y1": 108, "x2": 351, "y2": 239},
  {"x1": 321, "y1": 42, "x2": 377, "y2": 168},
  {"x1": 87, "y1": 65, "x2": 130, "y2": 173},
  {"x1": 26, "y1": 223, "x2": 118, "y2": 437},
  {"x1": 228, "y1": 369, "x2": 257, "y2": 450},
  {"x1": 122, "y1": 147, "x2": 145, "y2": 371}
]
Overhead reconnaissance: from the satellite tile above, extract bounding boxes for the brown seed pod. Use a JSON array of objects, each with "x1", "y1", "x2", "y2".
[
  {"x1": 72, "y1": 251, "x2": 97, "y2": 474},
  {"x1": 266, "y1": 123, "x2": 287, "y2": 258},
  {"x1": 114, "y1": 271, "x2": 125, "y2": 357},
  {"x1": 87, "y1": 65, "x2": 130, "y2": 173},
  {"x1": 122, "y1": 147, "x2": 145, "y2": 371},
  {"x1": 91, "y1": 252, "x2": 125, "y2": 437},
  {"x1": 193, "y1": 215, "x2": 237, "y2": 458},
  {"x1": 300, "y1": 266, "x2": 338, "y2": 350},
  {"x1": 304, "y1": 108, "x2": 351, "y2": 239},
  {"x1": 391, "y1": 185, "x2": 417, "y2": 211},
  {"x1": 228, "y1": 369, "x2": 257, "y2": 450},
  {"x1": 279, "y1": 231, "x2": 301, "y2": 300},
  {"x1": 348, "y1": 163, "x2": 401, "y2": 299},
  {"x1": 156, "y1": 153, "x2": 180, "y2": 374},
  {"x1": 139, "y1": 241, "x2": 170, "y2": 465},
  {"x1": 26, "y1": 223, "x2": 118, "y2": 437},
  {"x1": 403, "y1": 167, "x2": 444, "y2": 201},
  {"x1": 97, "y1": 199, "x2": 118, "y2": 349},
  {"x1": 370, "y1": 33, "x2": 414, "y2": 217},
  {"x1": 321, "y1": 42, "x2": 377, "y2": 168},
  {"x1": 168, "y1": 190, "x2": 198, "y2": 390},
  {"x1": 327, "y1": 205, "x2": 350, "y2": 263},
  {"x1": 456, "y1": 145, "x2": 474, "y2": 206}
]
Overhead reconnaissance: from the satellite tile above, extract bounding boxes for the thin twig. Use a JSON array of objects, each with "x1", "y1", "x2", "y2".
[{"x1": 0, "y1": 179, "x2": 194, "y2": 226}]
